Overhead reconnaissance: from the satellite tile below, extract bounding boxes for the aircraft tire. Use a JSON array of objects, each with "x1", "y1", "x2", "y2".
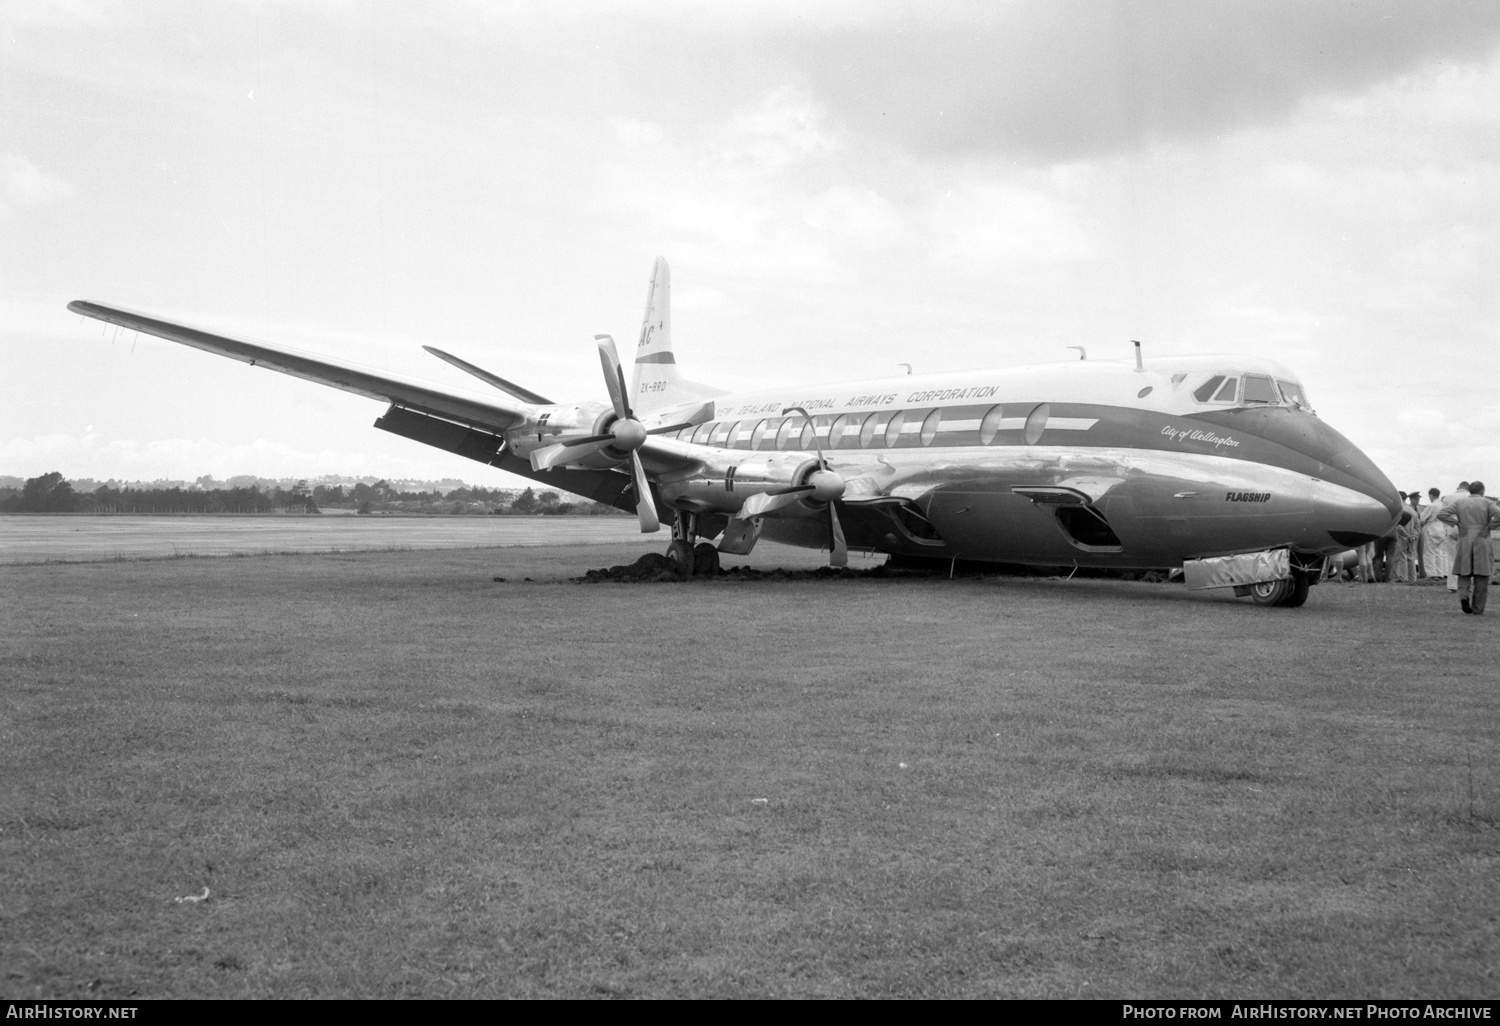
[
  {"x1": 666, "y1": 539, "x2": 695, "y2": 576},
  {"x1": 1282, "y1": 573, "x2": 1311, "y2": 608},
  {"x1": 693, "y1": 543, "x2": 720, "y2": 577},
  {"x1": 1249, "y1": 579, "x2": 1292, "y2": 607}
]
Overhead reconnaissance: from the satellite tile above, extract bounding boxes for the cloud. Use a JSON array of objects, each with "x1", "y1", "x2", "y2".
[
  {"x1": 771, "y1": 0, "x2": 1500, "y2": 161},
  {"x1": 2, "y1": 155, "x2": 72, "y2": 215},
  {"x1": 0, "y1": 0, "x2": 109, "y2": 30},
  {"x1": 597, "y1": 89, "x2": 855, "y2": 281}
]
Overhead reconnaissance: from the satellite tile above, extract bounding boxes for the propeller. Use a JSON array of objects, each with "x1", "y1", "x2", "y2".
[
  {"x1": 735, "y1": 406, "x2": 848, "y2": 566},
  {"x1": 596, "y1": 334, "x2": 659, "y2": 533},
  {"x1": 525, "y1": 334, "x2": 660, "y2": 533}
]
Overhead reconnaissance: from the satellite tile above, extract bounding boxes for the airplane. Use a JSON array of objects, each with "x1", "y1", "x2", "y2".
[{"x1": 68, "y1": 257, "x2": 1401, "y2": 608}]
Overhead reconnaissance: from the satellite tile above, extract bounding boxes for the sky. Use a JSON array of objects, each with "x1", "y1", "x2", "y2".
[{"x1": 3, "y1": 0, "x2": 1499, "y2": 493}]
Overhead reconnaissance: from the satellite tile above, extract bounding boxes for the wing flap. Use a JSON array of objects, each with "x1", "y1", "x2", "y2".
[{"x1": 68, "y1": 301, "x2": 528, "y2": 433}]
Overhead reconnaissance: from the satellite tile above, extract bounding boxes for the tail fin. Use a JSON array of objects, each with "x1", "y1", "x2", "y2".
[{"x1": 629, "y1": 257, "x2": 725, "y2": 416}]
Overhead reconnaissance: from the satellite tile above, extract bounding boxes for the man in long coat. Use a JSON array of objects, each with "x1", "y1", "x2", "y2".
[
  {"x1": 1436, "y1": 481, "x2": 1500, "y2": 615},
  {"x1": 1437, "y1": 482, "x2": 1470, "y2": 589},
  {"x1": 1420, "y1": 486, "x2": 1453, "y2": 579}
]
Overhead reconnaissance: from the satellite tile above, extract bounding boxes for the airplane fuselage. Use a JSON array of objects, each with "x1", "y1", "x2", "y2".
[{"x1": 504, "y1": 353, "x2": 1400, "y2": 571}]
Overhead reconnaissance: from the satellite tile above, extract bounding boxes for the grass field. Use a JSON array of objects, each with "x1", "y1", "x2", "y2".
[
  {"x1": 0, "y1": 514, "x2": 650, "y2": 564},
  {"x1": 2, "y1": 543, "x2": 1496, "y2": 998}
]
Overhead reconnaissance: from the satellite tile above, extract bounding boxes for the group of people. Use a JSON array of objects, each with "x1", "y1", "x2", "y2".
[{"x1": 1345, "y1": 481, "x2": 1500, "y2": 615}]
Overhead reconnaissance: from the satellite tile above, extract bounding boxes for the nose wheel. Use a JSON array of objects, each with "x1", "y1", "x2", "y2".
[{"x1": 1249, "y1": 572, "x2": 1311, "y2": 607}]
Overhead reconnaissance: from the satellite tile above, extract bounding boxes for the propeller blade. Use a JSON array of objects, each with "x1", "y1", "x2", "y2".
[
  {"x1": 529, "y1": 437, "x2": 615, "y2": 471},
  {"x1": 595, "y1": 334, "x2": 631, "y2": 421},
  {"x1": 738, "y1": 488, "x2": 811, "y2": 519},
  {"x1": 828, "y1": 502, "x2": 848, "y2": 567},
  {"x1": 629, "y1": 452, "x2": 660, "y2": 533},
  {"x1": 550, "y1": 433, "x2": 615, "y2": 448},
  {"x1": 783, "y1": 405, "x2": 828, "y2": 465}
]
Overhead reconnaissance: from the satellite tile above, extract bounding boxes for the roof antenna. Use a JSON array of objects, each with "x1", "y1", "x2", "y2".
[
  {"x1": 897, "y1": 363, "x2": 912, "y2": 375},
  {"x1": 1132, "y1": 339, "x2": 1144, "y2": 371},
  {"x1": 1067, "y1": 346, "x2": 1086, "y2": 361}
]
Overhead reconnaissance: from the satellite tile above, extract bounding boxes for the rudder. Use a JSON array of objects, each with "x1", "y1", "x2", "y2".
[{"x1": 629, "y1": 257, "x2": 724, "y2": 416}]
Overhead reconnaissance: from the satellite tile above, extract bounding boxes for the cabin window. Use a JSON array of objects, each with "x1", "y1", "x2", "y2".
[
  {"x1": 766, "y1": 418, "x2": 788, "y2": 449},
  {"x1": 1193, "y1": 376, "x2": 1225, "y2": 403},
  {"x1": 692, "y1": 422, "x2": 714, "y2": 444},
  {"x1": 883, "y1": 411, "x2": 907, "y2": 448},
  {"x1": 858, "y1": 412, "x2": 885, "y2": 448},
  {"x1": 1242, "y1": 375, "x2": 1278, "y2": 404},
  {"x1": 798, "y1": 418, "x2": 817, "y2": 450},
  {"x1": 709, "y1": 421, "x2": 733, "y2": 446},
  {"x1": 1212, "y1": 377, "x2": 1239, "y2": 402},
  {"x1": 749, "y1": 419, "x2": 773, "y2": 450},
  {"x1": 1277, "y1": 380, "x2": 1308, "y2": 410},
  {"x1": 979, "y1": 405, "x2": 1005, "y2": 445},
  {"x1": 920, "y1": 409, "x2": 943, "y2": 446},
  {"x1": 775, "y1": 417, "x2": 801, "y2": 450},
  {"x1": 828, "y1": 413, "x2": 854, "y2": 449},
  {"x1": 1024, "y1": 403, "x2": 1049, "y2": 445},
  {"x1": 809, "y1": 420, "x2": 824, "y2": 448}
]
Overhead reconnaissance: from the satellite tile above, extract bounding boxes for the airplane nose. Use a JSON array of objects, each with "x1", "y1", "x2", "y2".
[
  {"x1": 1285, "y1": 416, "x2": 1402, "y2": 545},
  {"x1": 1313, "y1": 480, "x2": 1400, "y2": 548},
  {"x1": 1321, "y1": 433, "x2": 1402, "y2": 534}
]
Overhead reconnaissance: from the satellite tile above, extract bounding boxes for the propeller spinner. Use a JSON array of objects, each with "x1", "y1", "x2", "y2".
[
  {"x1": 525, "y1": 335, "x2": 660, "y2": 533},
  {"x1": 735, "y1": 406, "x2": 848, "y2": 566}
]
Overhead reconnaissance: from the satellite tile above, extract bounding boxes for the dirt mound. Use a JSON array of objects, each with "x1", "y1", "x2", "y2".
[
  {"x1": 576, "y1": 552, "x2": 686, "y2": 583},
  {"x1": 575, "y1": 555, "x2": 1176, "y2": 584},
  {"x1": 575, "y1": 555, "x2": 905, "y2": 583}
]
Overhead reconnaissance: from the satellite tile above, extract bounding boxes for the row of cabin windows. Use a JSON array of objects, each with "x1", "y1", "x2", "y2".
[
  {"x1": 1192, "y1": 373, "x2": 1308, "y2": 409},
  {"x1": 665, "y1": 376, "x2": 1309, "y2": 452},
  {"x1": 669, "y1": 404, "x2": 1052, "y2": 452}
]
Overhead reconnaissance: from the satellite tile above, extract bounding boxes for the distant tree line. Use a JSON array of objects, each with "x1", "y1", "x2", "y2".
[
  {"x1": 0, "y1": 472, "x2": 316, "y2": 513},
  {"x1": 0, "y1": 472, "x2": 626, "y2": 517}
]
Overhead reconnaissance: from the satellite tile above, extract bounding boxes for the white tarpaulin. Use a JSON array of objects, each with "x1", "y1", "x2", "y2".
[{"x1": 1182, "y1": 548, "x2": 1292, "y2": 591}]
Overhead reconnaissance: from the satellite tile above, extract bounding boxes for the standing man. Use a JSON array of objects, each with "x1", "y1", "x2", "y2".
[
  {"x1": 1420, "y1": 486, "x2": 1452, "y2": 580},
  {"x1": 1441, "y1": 482, "x2": 1470, "y2": 592},
  {"x1": 1392, "y1": 497, "x2": 1420, "y2": 583},
  {"x1": 1436, "y1": 482, "x2": 1500, "y2": 615},
  {"x1": 1409, "y1": 491, "x2": 1427, "y2": 578}
]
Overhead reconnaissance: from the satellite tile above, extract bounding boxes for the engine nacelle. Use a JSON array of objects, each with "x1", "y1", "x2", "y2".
[
  {"x1": 503, "y1": 401, "x2": 616, "y2": 463},
  {"x1": 656, "y1": 450, "x2": 840, "y2": 518}
]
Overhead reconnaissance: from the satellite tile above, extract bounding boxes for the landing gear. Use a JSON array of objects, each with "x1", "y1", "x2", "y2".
[
  {"x1": 666, "y1": 538, "x2": 695, "y2": 574},
  {"x1": 1249, "y1": 572, "x2": 1312, "y2": 607},
  {"x1": 693, "y1": 543, "x2": 720, "y2": 577},
  {"x1": 665, "y1": 511, "x2": 721, "y2": 577},
  {"x1": 1249, "y1": 579, "x2": 1292, "y2": 606},
  {"x1": 1283, "y1": 572, "x2": 1311, "y2": 608}
]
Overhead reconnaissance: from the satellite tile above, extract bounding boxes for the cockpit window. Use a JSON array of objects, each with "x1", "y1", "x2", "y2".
[
  {"x1": 1242, "y1": 375, "x2": 1278, "y2": 404},
  {"x1": 1277, "y1": 380, "x2": 1308, "y2": 410},
  {"x1": 1193, "y1": 376, "x2": 1226, "y2": 403},
  {"x1": 1212, "y1": 377, "x2": 1239, "y2": 402}
]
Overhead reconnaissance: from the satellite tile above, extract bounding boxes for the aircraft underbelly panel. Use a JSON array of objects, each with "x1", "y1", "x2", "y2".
[{"x1": 888, "y1": 446, "x2": 1325, "y2": 567}]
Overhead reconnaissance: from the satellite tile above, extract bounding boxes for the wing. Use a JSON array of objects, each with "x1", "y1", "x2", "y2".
[{"x1": 68, "y1": 301, "x2": 529, "y2": 433}]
